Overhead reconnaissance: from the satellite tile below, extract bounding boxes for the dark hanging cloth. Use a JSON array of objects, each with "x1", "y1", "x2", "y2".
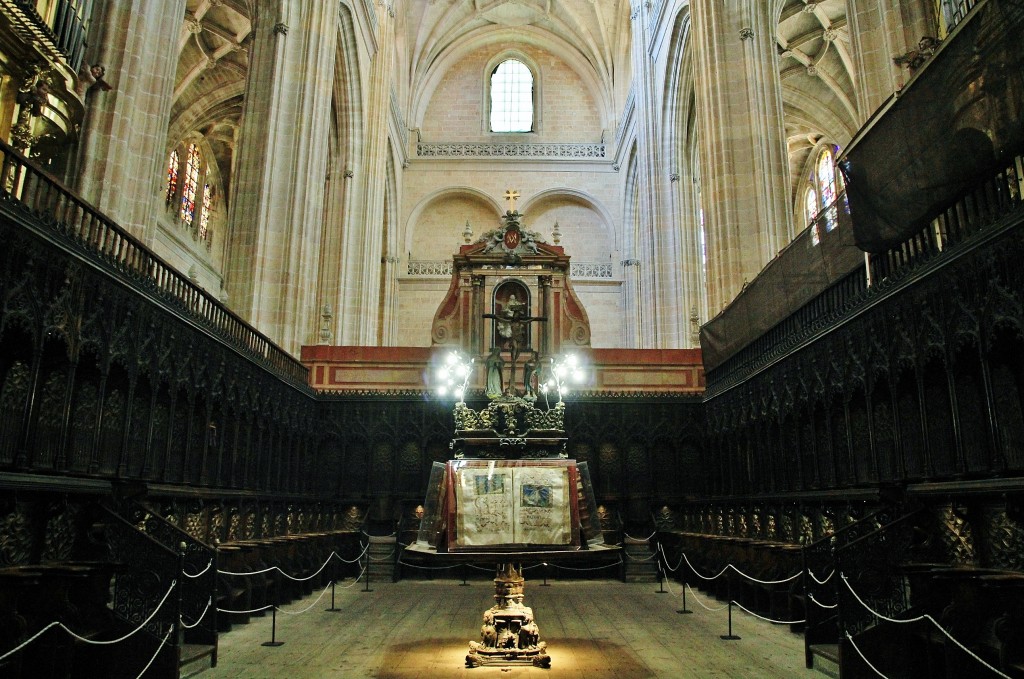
[{"x1": 841, "y1": 0, "x2": 1024, "y2": 254}]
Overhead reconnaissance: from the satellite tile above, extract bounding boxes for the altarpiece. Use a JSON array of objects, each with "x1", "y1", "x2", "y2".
[{"x1": 410, "y1": 194, "x2": 612, "y2": 668}]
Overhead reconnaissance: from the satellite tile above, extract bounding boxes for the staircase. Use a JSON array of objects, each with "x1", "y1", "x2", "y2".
[
  {"x1": 101, "y1": 500, "x2": 218, "y2": 678},
  {"x1": 366, "y1": 534, "x2": 398, "y2": 583},
  {"x1": 622, "y1": 536, "x2": 659, "y2": 583}
]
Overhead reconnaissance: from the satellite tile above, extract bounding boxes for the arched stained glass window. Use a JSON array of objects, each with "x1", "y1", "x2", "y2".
[
  {"x1": 199, "y1": 183, "x2": 212, "y2": 241},
  {"x1": 805, "y1": 144, "x2": 845, "y2": 244},
  {"x1": 180, "y1": 143, "x2": 201, "y2": 223},
  {"x1": 166, "y1": 150, "x2": 179, "y2": 204},
  {"x1": 806, "y1": 187, "x2": 819, "y2": 244},
  {"x1": 490, "y1": 59, "x2": 533, "y2": 133}
]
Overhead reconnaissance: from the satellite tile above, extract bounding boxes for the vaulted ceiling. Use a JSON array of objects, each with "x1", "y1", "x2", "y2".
[
  {"x1": 398, "y1": 0, "x2": 632, "y2": 131},
  {"x1": 776, "y1": 0, "x2": 858, "y2": 195}
]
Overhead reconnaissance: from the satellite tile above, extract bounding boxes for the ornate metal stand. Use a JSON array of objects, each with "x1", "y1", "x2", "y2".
[{"x1": 466, "y1": 563, "x2": 550, "y2": 668}]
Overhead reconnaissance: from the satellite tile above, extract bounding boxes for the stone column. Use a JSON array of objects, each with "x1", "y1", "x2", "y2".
[
  {"x1": 690, "y1": 0, "x2": 794, "y2": 314},
  {"x1": 846, "y1": 0, "x2": 936, "y2": 124},
  {"x1": 335, "y1": 1, "x2": 395, "y2": 346},
  {"x1": 223, "y1": 2, "x2": 339, "y2": 353},
  {"x1": 72, "y1": 0, "x2": 184, "y2": 244},
  {"x1": 628, "y1": 0, "x2": 662, "y2": 349}
]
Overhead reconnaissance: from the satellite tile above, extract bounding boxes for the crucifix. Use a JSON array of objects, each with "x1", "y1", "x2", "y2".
[
  {"x1": 482, "y1": 294, "x2": 546, "y2": 397},
  {"x1": 504, "y1": 188, "x2": 521, "y2": 212}
]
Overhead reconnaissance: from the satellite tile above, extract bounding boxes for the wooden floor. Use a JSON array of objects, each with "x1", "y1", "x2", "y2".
[{"x1": 201, "y1": 578, "x2": 811, "y2": 679}]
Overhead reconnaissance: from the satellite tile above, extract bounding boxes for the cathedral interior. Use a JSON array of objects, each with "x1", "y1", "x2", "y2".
[{"x1": 0, "y1": 0, "x2": 1023, "y2": 677}]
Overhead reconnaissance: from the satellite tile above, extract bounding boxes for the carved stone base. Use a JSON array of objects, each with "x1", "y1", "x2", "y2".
[{"x1": 466, "y1": 564, "x2": 551, "y2": 668}]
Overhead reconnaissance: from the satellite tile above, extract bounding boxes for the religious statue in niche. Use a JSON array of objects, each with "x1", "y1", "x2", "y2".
[{"x1": 484, "y1": 286, "x2": 546, "y2": 397}]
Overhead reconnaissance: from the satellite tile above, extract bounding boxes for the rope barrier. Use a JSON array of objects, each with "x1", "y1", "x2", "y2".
[
  {"x1": 216, "y1": 602, "x2": 274, "y2": 615},
  {"x1": 727, "y1": 564, "x2": 802, "y2": 585},
  {"x1": 656, "y1": 544, "x2": 684, "y2": 572},
  {"x1": 368, "y1": 548, "x2": 397, "y2": 562},
  {"x1": 218, "y1": 545, "x2": 369, "y2": 579},
  {"x1": 623, "y1": 530, "x2": 657, "y2": 542},
  {"x1": 275, "y1": 581, "x2": 335, "y2": 616},
  {"x1": 183, "y1": 559, "x2": 213, "y2": 579},
  {"x1": 547, "y1": 559, "x2": 623, "y2": 572},
  {"x1": 623, "y1": 549, "x2": 658, "y2": 562},
  {"x1": 841, "y1": 574, "x2": 1011, "y2": 679},
  {"x1": 362, "y1": 530, "x2": 397, "y2": 539},
  {"x1": 808, "y1": 593, "x2": 838, "y2": 609},
  {"x1": 809, "y1": 569, "x2": 835, "y2": 585},
  {"x1": 134, "y1": 627, "x2": 174, "y2": 679},
  {"x1": 731, "y1": 599, "x2": 805, "y2": 625},
  {"x1": 396, "y1": 559, "x2": 464, "y2": 571},
  {"x1": 844, "y1": 631, "x2": 892, "y2": 679},
  {"x1": 680, "y1": 552, "x2": 731, "y2": 581},
  {"x1": 658, "y1": 544, "x2": 803, "y2": 584},
  {"x1": 332, "y1": 567, "x2": 367, "y2": 589},
  {"x1": 0, "y1": 580, "x2": 178, "y2": 662},
  {"x1": 684, "y1": 583, "x2": 729, "y2": 612},
  {"x1": 180, "y1": 597, "x2": 213, "y2": 629}
]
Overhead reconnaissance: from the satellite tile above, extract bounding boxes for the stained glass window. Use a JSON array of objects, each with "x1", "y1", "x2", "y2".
[
  {"x1": 806, "y1": 144, "x2": 843, "y2": 244},
  {"x1": 199, "y1": 183, "x2": 211, "y2": 241},
  {"x1": 180, "y1": 144, "x2": 201, "y2": 223},
  {"x1": 806, "y1": 187, "x2": 820, "y2": 245},
  {"x1": 490, "y1": 60, "x2": 533, "y2": 133},
  {"x1": 166, "y1": 150, "x2": 178, "y2": 204}
]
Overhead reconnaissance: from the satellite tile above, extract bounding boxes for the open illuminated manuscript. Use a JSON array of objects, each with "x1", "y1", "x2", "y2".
[{"x1": 450, "y1": 460, "x2": 576, "y2": 549}]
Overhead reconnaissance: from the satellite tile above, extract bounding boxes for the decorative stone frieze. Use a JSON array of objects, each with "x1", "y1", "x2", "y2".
[{"x1": 416, "y1": 142, "x2": 605, "y2": 159}]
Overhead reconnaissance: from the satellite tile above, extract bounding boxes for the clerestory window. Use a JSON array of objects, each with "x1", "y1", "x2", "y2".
[{"x1": 490, "y1": 59, "x2": 534, "y2": 133}]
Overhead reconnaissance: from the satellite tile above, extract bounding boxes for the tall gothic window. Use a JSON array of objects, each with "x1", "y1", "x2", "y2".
[
  {"x1": 806, "y1": 145, "x2": 844, "y2": 244},
  {"x1": 199, "y1": 184, "x2": 212, "y2": 241},
  {"x1": 165, "y1": 150, "x2": 179, "y2": 204},
  {"x1": 490, "y1": 59, "x2": 534, "y2": 133},
  {"x1": 180, "y1": 143, "x2": 202, "y2": 223}
]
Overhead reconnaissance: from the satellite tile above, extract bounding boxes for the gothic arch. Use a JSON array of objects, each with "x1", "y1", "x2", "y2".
[
  {"x1": 520, "y1": 188, "x2": 616, "y2": 252},
  {"x1": 408, "y1": 24, "x2": 614, "y2": 133},
  {"x1": 403, "y1": 187, "x2": 503, "y2": 258}
]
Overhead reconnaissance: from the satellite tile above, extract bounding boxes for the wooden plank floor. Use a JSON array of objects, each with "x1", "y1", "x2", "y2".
[{"x1": 202, "y1": 578, "x2": 810, "y2": 678}]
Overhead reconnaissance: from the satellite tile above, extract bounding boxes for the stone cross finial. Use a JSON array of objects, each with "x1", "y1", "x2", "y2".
[{"x1": 504, "y1": 189, "x2": 521, "y2": 212}]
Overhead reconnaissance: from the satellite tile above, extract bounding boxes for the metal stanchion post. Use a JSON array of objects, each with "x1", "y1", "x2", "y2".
[
  {"x1": 720, "y1": 600, "x2": 741, "y2": 640},
  {"x1": 540, "y1": 562, "x2": 551, "y2": 587},
  {"x1": 262, "y1": 575, "x2": 284, "y2": 647},
  {"x1": 677, "y1": 579, "x2": 693, "y2": 614},
  {"x1": 326, "y1": 578, "x2": 341, "y2": 612},
  {"x1": 459, "y1": 563, "x2": 470, "y2": 586},
  {"x1": 363, "y1": 545, "x2": 373, "y2": 593},
  {"x1": 656, "y1": 561, "x2": 667, "y2": 594}
]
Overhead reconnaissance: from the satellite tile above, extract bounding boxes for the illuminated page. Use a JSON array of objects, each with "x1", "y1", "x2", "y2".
[
  {"x1": 455, "y1": 463, "x2": 514, "y2": 547},
  {"x1": 513, "y1": 466, "x2": 571, "y2": 545}
]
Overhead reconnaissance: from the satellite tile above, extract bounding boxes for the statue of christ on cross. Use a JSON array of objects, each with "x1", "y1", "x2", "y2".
[{"x1": 483, "y1": 293, "x2": 546, "y2": 397}]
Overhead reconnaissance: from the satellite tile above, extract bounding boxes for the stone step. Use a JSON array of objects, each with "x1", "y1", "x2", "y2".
[
  {"x1": 179, "y1": 643, "x2": 216, "y2": 678},
  {"x1": 809, "y1": 643, "x2": 840, "y2": 679}
]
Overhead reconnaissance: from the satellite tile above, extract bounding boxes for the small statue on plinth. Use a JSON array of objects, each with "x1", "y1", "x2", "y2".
[{"x1": 466, "y1": 563, "x2": 550, "y2": 668}]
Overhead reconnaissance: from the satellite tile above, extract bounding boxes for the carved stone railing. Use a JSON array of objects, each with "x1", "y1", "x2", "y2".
[
  {"x1": 406, "y1": 260, "x2": 453, "y2": 277},
  {"x1": 416, "y1": 142, "x2": 606, "y2": 159},
  {"x1": 406, "y1": 260, "x2": 613, "y2": 280},
  {"x1": 570, "y1": 261, "x2": 613, "y2": 279},
  {"x1": 0, "y1": 139, "x2": 309, "y2": 388}
]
